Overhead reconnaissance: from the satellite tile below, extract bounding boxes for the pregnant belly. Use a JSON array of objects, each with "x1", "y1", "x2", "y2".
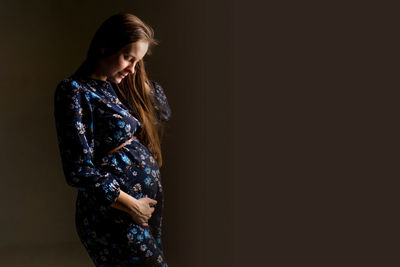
[{"x1": 99, "y1": 148, "x2": 161, "y2": 200}]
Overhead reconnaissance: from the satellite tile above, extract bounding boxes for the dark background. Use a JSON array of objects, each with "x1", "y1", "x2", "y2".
[{"x1": 0, "y1": 0, "x2": 396, "y2": 266}]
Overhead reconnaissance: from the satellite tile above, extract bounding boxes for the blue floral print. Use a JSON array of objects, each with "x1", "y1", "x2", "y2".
[
  {"x1": 121, "y1": 154, "x2": 131, "y2": 165},
  {"x1": 118, "y1": 120, "x2": 126, "y2": 128},
  {"x1": 144, "y1": 177, "x2": 152, "y2": 186},
  {"x1": 54, "y1": 75, "x2": 171, "y2": 266}
]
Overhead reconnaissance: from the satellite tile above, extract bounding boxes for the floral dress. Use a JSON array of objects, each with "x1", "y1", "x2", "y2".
[{"x1": 54, "y1": 75, "x2": 171, "y2": 266}]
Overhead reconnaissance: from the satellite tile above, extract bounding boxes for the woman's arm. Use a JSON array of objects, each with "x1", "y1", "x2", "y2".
[
  {"x1": 54, "y1": 79, "x2": 121, "y2": 206},
  {"x1": 149, "y1": 80, "x2": 172, "y2": 122}
]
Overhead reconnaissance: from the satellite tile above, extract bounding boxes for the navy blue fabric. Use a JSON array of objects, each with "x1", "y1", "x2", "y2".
[{"x1": 54, "y1": 75, "x2": 171, "y2": 266}]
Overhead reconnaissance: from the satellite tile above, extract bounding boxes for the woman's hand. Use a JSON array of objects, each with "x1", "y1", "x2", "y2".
[
  {"x1": 110, "y1": 190, "x2": 157, "y2": 227},
  {"x1": 128, "y1": 197, "x2": 158, "y2": 227}
]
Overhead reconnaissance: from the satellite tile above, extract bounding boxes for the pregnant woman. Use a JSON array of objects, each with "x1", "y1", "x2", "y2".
[{"x1": 54, "y1": 13, "x2": 171, "y2": 266}]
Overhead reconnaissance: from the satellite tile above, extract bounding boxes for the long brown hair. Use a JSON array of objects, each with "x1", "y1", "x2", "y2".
[{"x1": 74, "y1": 12, "x2": 166, "y2": 167}]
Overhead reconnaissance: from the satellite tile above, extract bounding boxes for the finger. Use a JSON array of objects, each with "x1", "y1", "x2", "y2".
[
  {"x1": 148, "y1": 199, "x2": 158, "y2": 205},
  {"x1": 150, "y1": 207, "x2": 155, "y2": 213}
]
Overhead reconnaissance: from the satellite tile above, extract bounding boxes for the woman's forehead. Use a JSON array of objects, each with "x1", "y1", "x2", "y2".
[{"x1": 121, "y1": 41, "x2": 149, "y2": 57}]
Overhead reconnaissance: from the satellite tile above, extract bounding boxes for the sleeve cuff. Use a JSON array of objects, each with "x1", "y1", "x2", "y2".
[{"x1": 95, "y1": 174, "x2": 121, "y2": 206}]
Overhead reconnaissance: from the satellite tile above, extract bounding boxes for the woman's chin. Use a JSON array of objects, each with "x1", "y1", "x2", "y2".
[{"x1": 109, "y1": 76, "x2": 123, "y2": 84}]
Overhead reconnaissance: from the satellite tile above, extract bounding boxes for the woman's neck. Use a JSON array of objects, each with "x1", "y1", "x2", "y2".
[
  {"x1": 87, "y1": 72, "x2": 107, "y2": 81},
  {"x1": 87, "y1": 61, "x2": 107, "y2": 81},
  {"x1": 76, "y1": 59, "x2": 107, "y2": 81}
]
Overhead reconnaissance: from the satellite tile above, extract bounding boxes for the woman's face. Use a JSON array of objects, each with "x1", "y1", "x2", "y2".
[{"x1": 101, "y1": 40, "x2": 149, "y2": 84}]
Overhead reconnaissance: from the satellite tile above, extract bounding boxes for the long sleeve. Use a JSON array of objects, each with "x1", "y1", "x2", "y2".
[
  {"x1": 54, "y1": 79, "x2": 120, "y2": 206},
  {"x1": 150, "y1": 80, "x2": 172, "y2": 123}
]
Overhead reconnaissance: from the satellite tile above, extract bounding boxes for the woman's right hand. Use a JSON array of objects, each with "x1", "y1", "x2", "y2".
[
  {"x1": 110, "y1": 190, "x2": 157, "y2": 227},
  {"x1": 128, "y1": 196, "x2": 157, "y2": 227}
]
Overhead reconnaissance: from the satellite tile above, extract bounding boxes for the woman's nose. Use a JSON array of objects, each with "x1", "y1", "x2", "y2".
[{"x1": 127, "y1": 63, "x2": 136, "y2": 74}]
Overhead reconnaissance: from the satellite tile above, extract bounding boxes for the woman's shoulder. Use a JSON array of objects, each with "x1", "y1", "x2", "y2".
[
  {"x1": 149, "y1": 79, "x2": 163, "y2": 90},
  {"x1": 54, "y1": 76, "x2": 93, "y2": 105},
  {"x1": 148, "y1": 79, "x2": 171, "y2": 122},
  {"x1": 56, "y1": 75, "x2": 82, "y2": 89},
  {"x1": 55, "y1": 77, "x2": 78, "y2": 96},
  {"x1": 56, "y1": 75, "x2": 91, "y2": 89},
  {"x1": 149, "y1": 80, "x2": 169, "y2": 100},
  {"x1": 55, "y1": 75, "x2": 97, "y2": 96}
]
